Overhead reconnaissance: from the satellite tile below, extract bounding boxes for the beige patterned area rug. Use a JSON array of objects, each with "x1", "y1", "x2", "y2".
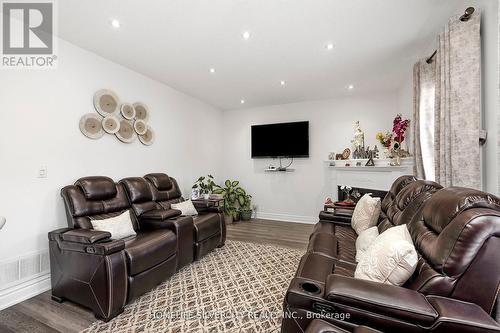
[{"x1": 81, "y1": 240, "x2": 303, "y2": 333}]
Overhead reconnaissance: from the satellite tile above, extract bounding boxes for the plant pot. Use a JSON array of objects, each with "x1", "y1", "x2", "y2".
[
  {"x1": 233, "y1": 212, "x2": 241, "y2": 222},
  {"x1": 224, "y1": 213, "x2": 233, "y2": 225},
  {"x1": 240, "y1": 210, "x2": 252, "y2": 221}
]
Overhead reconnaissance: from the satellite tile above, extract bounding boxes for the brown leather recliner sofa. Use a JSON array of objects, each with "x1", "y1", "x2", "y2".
[
  {"x1": 48, "y1": 173, "x2": 225, "y2": 321},
  {"x1": 283, "y1": 177, "x2": 500, "y2": 333}
]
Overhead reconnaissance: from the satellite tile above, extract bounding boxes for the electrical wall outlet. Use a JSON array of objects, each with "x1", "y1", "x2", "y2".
[{"x1": 38, "y1": 166, "x2": 47, "y2": 178}]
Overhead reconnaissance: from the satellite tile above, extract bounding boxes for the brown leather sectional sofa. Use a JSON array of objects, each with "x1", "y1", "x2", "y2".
[
  {"x1": 48, "y1": 173, "x2": 225, "y2": 321},
  {"x1": 283, "y1": 175, "x2": 500, "y2": 333}
]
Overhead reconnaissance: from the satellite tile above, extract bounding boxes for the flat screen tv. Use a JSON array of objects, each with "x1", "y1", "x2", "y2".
[{"x1": 251, "y1": 121, "x2": 309, "y2": 158}]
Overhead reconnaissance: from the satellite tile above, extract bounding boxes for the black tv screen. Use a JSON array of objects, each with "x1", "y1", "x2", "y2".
[{"x1": 251, "y1": 121, "x2": 309, "y2": 158}]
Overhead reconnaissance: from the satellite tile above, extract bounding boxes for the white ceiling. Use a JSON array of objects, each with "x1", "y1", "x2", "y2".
[{"x1": 57, "y1": 0, "x2": 464, "y2": 110}]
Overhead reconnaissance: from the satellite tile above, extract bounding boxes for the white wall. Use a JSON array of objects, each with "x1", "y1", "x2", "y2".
[
  {"x1": 221, "y1": 93, "x2": 405, "y2": 223},
  {"x1": 463, "y1": 0, "x2": 500, "y2": 195},
  {"x1": 0, "y1": 38, "x2": 223, "y2": 263},
  {"x1": 474, "y1": 0, "x2": 500, "y2": 195}
]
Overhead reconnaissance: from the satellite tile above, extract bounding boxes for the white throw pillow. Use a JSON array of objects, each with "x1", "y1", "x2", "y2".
[
  {"x1": 171, "y1": 200, "x2": 198, "y2": 216},
  {"x1": 351, "y1": 194, "x2": 381, "y2": 234},
  {"x1": 91, "y1": 210, "x2": 136, "y2": 240},
  {"x1": 355, "y1": 226, "x2": 379, "y2": 262},
  {"x1": 354, "y1": 225, "x2": 418, "y2": 286}
]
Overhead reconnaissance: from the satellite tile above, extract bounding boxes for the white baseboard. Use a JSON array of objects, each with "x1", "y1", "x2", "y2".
[
  {"x1": 0, "y1": 273, "x2": 51, "y2": 311},
  {"x1": 256, "y1": 212, "x2": 317, "y2": 224}
]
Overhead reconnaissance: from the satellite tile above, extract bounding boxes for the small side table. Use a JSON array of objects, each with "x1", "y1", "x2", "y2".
[{"x1": 324, "y1": 203, "x2": 356, "y2": 216}]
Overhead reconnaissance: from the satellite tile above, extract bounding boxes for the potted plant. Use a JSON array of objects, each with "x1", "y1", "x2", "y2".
[
  {"x1": 213, "y1": 179, "x2": 249, "y2": 224},
  {"x1": 239, "y1": 193, "x2": 253, "y2": 221},
  {"x1": 192, "y1": 175, "x2": 216, "y2": 199}
]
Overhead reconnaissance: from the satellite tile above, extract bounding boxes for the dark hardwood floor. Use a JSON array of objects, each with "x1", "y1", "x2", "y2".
[{"x1": 0, "y1": 218, "x2": 313, "y2": 333}]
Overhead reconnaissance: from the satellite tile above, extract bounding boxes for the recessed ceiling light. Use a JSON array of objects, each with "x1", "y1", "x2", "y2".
[
  {"x1": 242, "y1": 31, "x2": 251, "y2": 40},
  {"x1": 240, "y1": 99, "x2": 245, "y2": 104},
  {"x1": 209, "y1": 68, "x2": 216, "y2": 73},
  {"x1": 111, "y1": 19, "x2": 121, "y2": 28},
  {"x1": 280, "y1": 80, "x2": 286, "y2": 86},
  {"x1": 347, "y1": 84, "x2": 354, "y2": 90},
  {"x1": 326, "y1": 43, "x2": 334, "y2": 50}
]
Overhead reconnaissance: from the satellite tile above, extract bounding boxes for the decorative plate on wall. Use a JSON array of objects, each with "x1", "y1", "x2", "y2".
[
  {"x1": 120, "y1": 103, "x2": 135, "y2": 120},
  {"x1": 133, "y1": 102, "x2": 149, "y2": 121},
  {"x1": 79, "y1": 113, "x2": 105, "y2": 139},
  {"x1": 102, "y1": 115, "x2": 120, "y2": 134},
  {"x1": 115, "y1": 119, "x2": 137, "y2": 143},
  {"x1": 139, "y1": 126, "x2": 155, "y2": 146},
  {"x1": 93, "y1": 90, "x2": 120, "y2": 117},
  {"x1": 133, "y1": 119, "x2": 147, "y2": 135}
]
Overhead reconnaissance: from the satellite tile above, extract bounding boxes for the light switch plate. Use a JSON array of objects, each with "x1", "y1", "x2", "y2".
[{"x1": 38, "y1": 166, "x2": 47, "y2": 178}]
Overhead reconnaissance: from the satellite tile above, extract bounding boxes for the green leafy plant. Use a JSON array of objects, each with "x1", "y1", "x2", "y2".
[
  {"x1": 192, "y1": 175, "x2": 216, "y2": 195},
  {"x1": 239, "y1": 194, "x2": 252, "y2": 212},
  {"x1": 213, "y1": 179, "x2": 248, "y2": 218}
]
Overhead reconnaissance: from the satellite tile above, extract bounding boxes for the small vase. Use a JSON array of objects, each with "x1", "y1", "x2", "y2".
[{"x1": 382, "y1": 147, "x2": 391, "y2": 159}]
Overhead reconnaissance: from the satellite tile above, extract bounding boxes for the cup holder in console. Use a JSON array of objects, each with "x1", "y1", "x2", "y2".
[{"x1": 300, "y1": 282, "x2": 321, "y2": 294}]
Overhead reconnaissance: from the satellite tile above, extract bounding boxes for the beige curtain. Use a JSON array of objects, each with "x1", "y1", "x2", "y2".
[
  {"x1": 413, "y1": 60, "x2": 436, "y2": 180},
  {"x1": 434, "y1": 11, "x2": 481, "y2": 188}
]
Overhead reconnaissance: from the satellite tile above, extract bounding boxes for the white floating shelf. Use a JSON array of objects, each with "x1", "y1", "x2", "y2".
[
  {"x1": 324, "y1": 158, "x2": 413, "y2": 168},
  {"x1": 264, "y1": 168, "x2": 295, "y2": 172}
]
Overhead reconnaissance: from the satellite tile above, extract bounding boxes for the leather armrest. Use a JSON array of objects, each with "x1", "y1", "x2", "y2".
[
  {"x1": 326, "y1": 275, "x2": 438, "y2": 325},
  {"x1": 60, "y1": 229, "x2": 111, "y2": 244},
  {"x1": 50, "y1": 229, "x2": 124, "y2": 255},
  {"x1": 319, "y1": 211, "x2": 352, "y2": 225},
  {"x1": 139, "y1": 209, "x2": 183, "y2": 230},
  {"x1": 141, "y1": 209, "x2": 181, "y2": 220},
  {"x1": 48, "y1": 227, "x2": 72, "y2": 241},
  {"x1": 427, "y1": 296, "x2": 500, "y2": 332}
]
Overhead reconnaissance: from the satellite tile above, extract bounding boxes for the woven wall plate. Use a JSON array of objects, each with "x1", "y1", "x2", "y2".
[
  {"x1": 94, "y1": 90, "x2": 120, "y2": 117},
  {"x1": 120, "y1": 103, "x2": 135, "y2": 120},
  {"x1": 79, "y1": 113, "x2": 104, "y2": 139},
  {"x1": 102, "y1": 115, "x2": 120, "y2": 134},
  {"x1": 139, "y1": 126, "x2": 155, "y2": 146},
  {"x1": 115, "y1": 119, "x2": 137, "y2": 143},
  {"x1": 133, "y1": 119, "x2": 147, "y2": 135},
  {"x1": 133, "y1": 102, "x2": 149, "y2": 121}
]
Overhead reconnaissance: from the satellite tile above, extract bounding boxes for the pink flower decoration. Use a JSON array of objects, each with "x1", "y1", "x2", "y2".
[{"x1": 392, "y1": 114, "x2": 410, "y2": 144}]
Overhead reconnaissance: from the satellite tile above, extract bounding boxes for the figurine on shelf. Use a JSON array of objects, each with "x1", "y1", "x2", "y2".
[
  {"x1": 324, "y1": 197, "x2": 334, "y2": 205},
  {"x1": 351, "y1": 121, "x2": 365, "y2": 155},
  {"x1": 365, "y1": 151, "x2": 375, "y2": 166}
]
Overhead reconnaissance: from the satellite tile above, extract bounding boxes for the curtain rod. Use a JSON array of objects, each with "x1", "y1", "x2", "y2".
[{"x1": 426, "y1": 7, "x2": 475, "y2": 64}]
